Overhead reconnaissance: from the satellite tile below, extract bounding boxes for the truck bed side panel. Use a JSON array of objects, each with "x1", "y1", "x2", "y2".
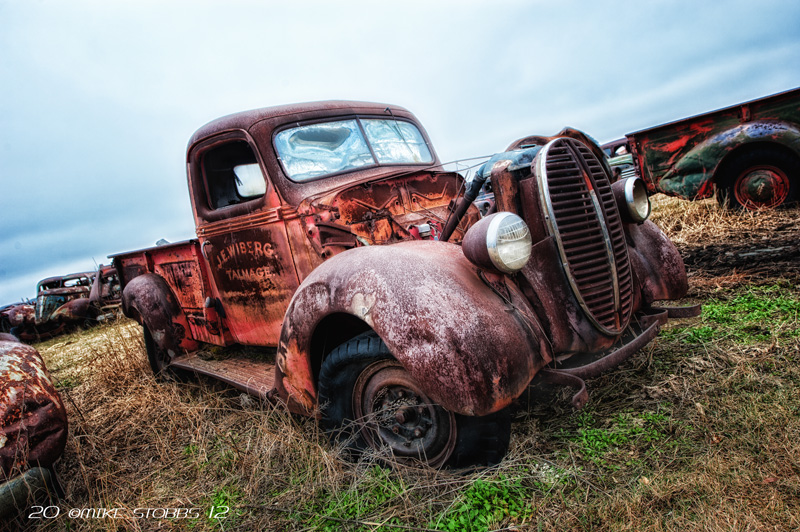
[{"x1": 628, "y1": 88, "x2": 800, "y2": 197}]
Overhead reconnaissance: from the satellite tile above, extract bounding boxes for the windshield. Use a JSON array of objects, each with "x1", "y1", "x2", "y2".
[{"x1": 274, "y1": 117, "x2": 433, "y2": 181}]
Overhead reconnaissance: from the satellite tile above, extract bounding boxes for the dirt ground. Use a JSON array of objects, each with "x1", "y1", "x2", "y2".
[
  {"x1": 650, "y1": 196, "x2": 800, "y2": 286},
  {"x1": 679, "y1": 219, "x2": 800, "y2": 280}
]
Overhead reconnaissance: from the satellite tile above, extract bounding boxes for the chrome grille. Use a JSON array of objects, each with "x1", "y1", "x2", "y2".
[{"x1": 535, "y1": 137, "x2": 633, "y2": 335}]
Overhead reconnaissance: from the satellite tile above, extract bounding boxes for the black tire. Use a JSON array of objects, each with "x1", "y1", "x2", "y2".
[
  {"x1": 142, "y1": 324, "x2": 190, "y2": 381},
  {"x1": 317, "y1": 331, "x2": 511, "y2": 468},
  {"x1": 718, "y1": 147, "x2": 799, "y2": 210}
]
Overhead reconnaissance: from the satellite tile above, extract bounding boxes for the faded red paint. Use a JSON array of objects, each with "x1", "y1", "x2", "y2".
[
  {"x1": 0, "y1": 337, "x2": 68, "y2": 475},
  {"x1": 620, "y1": 87, "x2": 800, "y2": 206}
]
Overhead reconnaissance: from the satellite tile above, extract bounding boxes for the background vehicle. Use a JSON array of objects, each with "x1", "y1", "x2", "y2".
[
  {"x1": 606, "y1": 87, "x2": 800, "y2": 209},
  {"x1": 112, "y1": 101, "x2": 696, "y2": 468},
  {"x1": 7, "y1": 265, "x2": 122, "y2": 340}
]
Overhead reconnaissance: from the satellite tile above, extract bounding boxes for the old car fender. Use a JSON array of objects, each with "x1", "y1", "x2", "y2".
[
  {"x1": 0, "y1": 336, "x2": 68, "y2": 475},
  {"x1": 275, "y1": 240, "x2": 550, "y2": 418},
  {"x1": 626, "y1": 220, "x2": 688, "y2": 305},
  {"x1": 50, "y1": 298, "x2": 92, "y2": 324},
  {"x1": 657, "y1": 121, "x2": 800, "y2": 199},
  {"x1": 121, "y1": 273, "x2": 199, "y2": 355}
]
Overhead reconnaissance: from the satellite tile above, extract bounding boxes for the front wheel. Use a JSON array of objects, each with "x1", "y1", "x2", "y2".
[
  {"x1": 317, "y1": 332, "x2": 510, "y2": 468},
  {"x1": 719, "y1": 148, "x2": 799, "y2": 210}
]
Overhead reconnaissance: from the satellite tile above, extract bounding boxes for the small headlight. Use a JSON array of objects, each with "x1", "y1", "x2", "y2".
[
  {"x1": 462, "y1": 212, "x2": 532, "y2": 273},
  {"x1": 612, "y1": 177, "x2": 651, "y2": 223}
]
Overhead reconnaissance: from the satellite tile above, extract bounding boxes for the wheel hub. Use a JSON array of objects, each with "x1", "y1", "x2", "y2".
[
  {"x1": 735, "y1": 165, "x2": 790, "y2": 209},
  {"x1": 353, "y1": 360, "x2": 456, "y2": 466}
]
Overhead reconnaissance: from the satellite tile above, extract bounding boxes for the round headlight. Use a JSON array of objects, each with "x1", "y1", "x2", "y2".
[
  {"x1": 612, "y1": 177, "x2": 651, "y2": 223},
  {"x1": 462, "y1": 212, "x2": 533, "y2": 273}
]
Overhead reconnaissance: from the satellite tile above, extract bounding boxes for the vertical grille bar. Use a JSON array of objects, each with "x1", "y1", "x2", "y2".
[{"x1": 534, "y1": 138, "x2": 633, "y2": 335}]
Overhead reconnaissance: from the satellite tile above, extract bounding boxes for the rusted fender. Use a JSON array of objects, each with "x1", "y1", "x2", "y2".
[
  {"x1": 656, "y1": 121, "x2": 800, "y2": 199},
  {"x1": 626, "y1": 220, "x2": 688, "y2": 305},
  {"x1": 0, "y1": 336, "x2": 68, "y2": 475},
  {"x1": 8, "y1": 305, "x2": 34, "y2": 329},
  {"x1": 50, "y1": 298, "x2": 92, "y2": 324},
  {"x1": 121, "y1": 273, "x2": 199, "y2": 356},
  {"x1": 276, "y1": 240, "x2": 551, "y2": 417}
]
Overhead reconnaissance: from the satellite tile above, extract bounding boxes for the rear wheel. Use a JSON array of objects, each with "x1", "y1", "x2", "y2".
[
  {"x1": 142, "y1": 324, "x2": 190, "y2": 381},
  {"x1": 318, "y1": 331, "x2": 510, "y2": 468},
  {"x1": 719, "y1": 148, "x2": 799, "y2": 210}
]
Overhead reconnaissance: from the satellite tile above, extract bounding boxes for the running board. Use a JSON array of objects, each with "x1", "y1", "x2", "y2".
[{"x1": 171, "y1": 353, "x2": 276, "y2": 400}]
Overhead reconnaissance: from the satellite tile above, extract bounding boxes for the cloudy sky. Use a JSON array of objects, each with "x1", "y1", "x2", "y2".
[{"x1": 1, "y1": 0, "x2": 799, "y2": 303}]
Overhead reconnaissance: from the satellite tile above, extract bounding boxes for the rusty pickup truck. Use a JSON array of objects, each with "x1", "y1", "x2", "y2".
[
  {"x1": 111, "y1": 101, "x2": 696, "y2": 467},
  {"x1": 605, "y1": 87, "x2": 800, "y2": 210}
]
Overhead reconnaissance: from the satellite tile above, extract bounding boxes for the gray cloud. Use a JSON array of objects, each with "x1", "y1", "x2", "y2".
[{"x1": 2, "y1": 0, "x2": 799, "y2": 302}]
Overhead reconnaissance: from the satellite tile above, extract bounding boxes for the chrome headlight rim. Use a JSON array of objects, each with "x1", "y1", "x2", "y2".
[
  {"x1": 613, "y1": 176, "x2": 651, "y2": 223},
  {"x1": 624, "y1": 177, "x2": 651, "y2": 223},
  {"x1": 485, "y1": 212, "x2": 533, "y2": 274}
]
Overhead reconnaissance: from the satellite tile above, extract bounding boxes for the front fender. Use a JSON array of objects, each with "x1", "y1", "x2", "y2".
[
  {"x1": 657, "y1": 121, "x2": 800, "y2": 198},
  {"x1": 50, "y1": 298, "x2": 92, "y2": 323},
  {"x1": 122, "y1": 273, "x2": 199, "y2": 356},
  {"x1": 276, "y1": 240, "x2": 550, "y2": 417}
]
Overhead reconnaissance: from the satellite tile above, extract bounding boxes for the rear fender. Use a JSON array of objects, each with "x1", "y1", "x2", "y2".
[
  {"x1": 121, "y1": 273, "x2": 199, "y2": 356},
  {"x1": 657, "y1": 121, "x2": 800, "y2": 199},
  {"x1": 275, "y1": 240, "x2": 550, "y2": 417}
]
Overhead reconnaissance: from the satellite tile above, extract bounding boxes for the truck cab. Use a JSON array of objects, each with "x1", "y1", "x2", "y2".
[{"x1": 112, "y1": 101, "x2": 697, "y2": 468}]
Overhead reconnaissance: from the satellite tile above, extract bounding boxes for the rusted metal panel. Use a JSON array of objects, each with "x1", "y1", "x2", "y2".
[
  {"x1": 276, "y1": 240, "x2": 551, "y2": 417},
  {"x1": 625, "y1": 220, "x2": 688, "y2": 305},
  {"x1": 626, "y1": 87, "x2": 800, "y2": 200},
  {"x1": 0, "y1": 337, "x2": 68, "y2": 475},
  {"x1": 122, "y1": 274, "x2": 200, "y2": 355}
]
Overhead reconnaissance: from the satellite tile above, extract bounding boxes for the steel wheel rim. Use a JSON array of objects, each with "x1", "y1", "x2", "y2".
[
  {"x1": 353, "y1": 360, "x2": 456, "y2": 467},
  {"x1": 734, "y1": 165, "x2": 790, "y2": 209}
]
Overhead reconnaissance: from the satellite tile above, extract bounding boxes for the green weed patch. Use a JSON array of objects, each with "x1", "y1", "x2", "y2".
[
  {"x1": 432, "y1": 476, "x2": 532, "y2": 532},
  {"x1": 663, "y1": 284, "x2": 800, "y2": 344}
]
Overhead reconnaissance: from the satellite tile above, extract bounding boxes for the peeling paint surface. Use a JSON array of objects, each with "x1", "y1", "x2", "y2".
[
  {"x1": 628, "y1": 88, "x2": 800, "y2": 201},
  {"x1": 0, "y1": 339, "x2": 67, "y2": 475}
]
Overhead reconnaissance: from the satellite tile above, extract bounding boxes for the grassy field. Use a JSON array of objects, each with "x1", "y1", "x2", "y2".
[{"x1": 13, "y1": 196, "x2": 800, "y2": 531}]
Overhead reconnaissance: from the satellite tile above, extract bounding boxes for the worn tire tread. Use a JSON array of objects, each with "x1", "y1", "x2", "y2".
[{"x1": 318, "y1": 331, "x2": 512, "y2": 469}]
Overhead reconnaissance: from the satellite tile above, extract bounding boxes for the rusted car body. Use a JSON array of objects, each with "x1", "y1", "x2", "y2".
[
  {"x1": 112, "y1": 101, "x2": 696, "y2": 467},
  {"x1": 0, "y1": 333, "x2": 67, "y2": 517},
  {"x1": 608, "y1": 87, "x2": 800, "y2": 209},
  {"x1": 28, "y1": 265, "x2": 122, "y2": 338},
  {"x1": 1, "y1": 302, "x2": 32, "y2": 335}
]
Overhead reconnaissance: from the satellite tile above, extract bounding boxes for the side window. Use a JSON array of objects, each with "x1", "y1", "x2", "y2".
[{"x1": 203, "y1": 141, "x2": 267, "y2": 209}]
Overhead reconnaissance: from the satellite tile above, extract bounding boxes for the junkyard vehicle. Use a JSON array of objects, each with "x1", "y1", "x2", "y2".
[
  {"x1": 33, "y1": 265, "x2": 121, "y2": 333},
  {"x1": 607, "y1": 87, "x2": 800, "y2": 209},
  {"x1": 35, "y1": 271, "x2": 95, "y2": 332},
  {"x1": 0, "y1": 302, "x2": 31, "y2": 334},
  {"x1": 111, "y1": 101, "x2": 697, "y2": 467},
  {"x1": 0, "y1": 333, "x2": 67, "y2": 520}
]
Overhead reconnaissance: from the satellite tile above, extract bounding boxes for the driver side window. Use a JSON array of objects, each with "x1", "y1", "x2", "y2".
[{"x1": 203, "y1": 141, "x2": 267, "y2": 209}]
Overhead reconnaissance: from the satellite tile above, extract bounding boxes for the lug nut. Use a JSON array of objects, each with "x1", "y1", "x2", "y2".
[{"x1": 413, "y1": 428, "x2": 424, "y2": 438}]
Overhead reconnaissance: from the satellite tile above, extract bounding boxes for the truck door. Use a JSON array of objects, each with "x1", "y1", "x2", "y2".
[{"x1": 190, "y1": 133, "x2": 299, "y2": 346}]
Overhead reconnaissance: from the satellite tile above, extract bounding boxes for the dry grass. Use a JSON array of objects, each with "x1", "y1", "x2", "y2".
[
  {"x1": 7, "y1": 196, "x2": 800, "y2": 531},
  {"x1": 648, "y1": 194, "x2": 796, "y2": 246}
]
